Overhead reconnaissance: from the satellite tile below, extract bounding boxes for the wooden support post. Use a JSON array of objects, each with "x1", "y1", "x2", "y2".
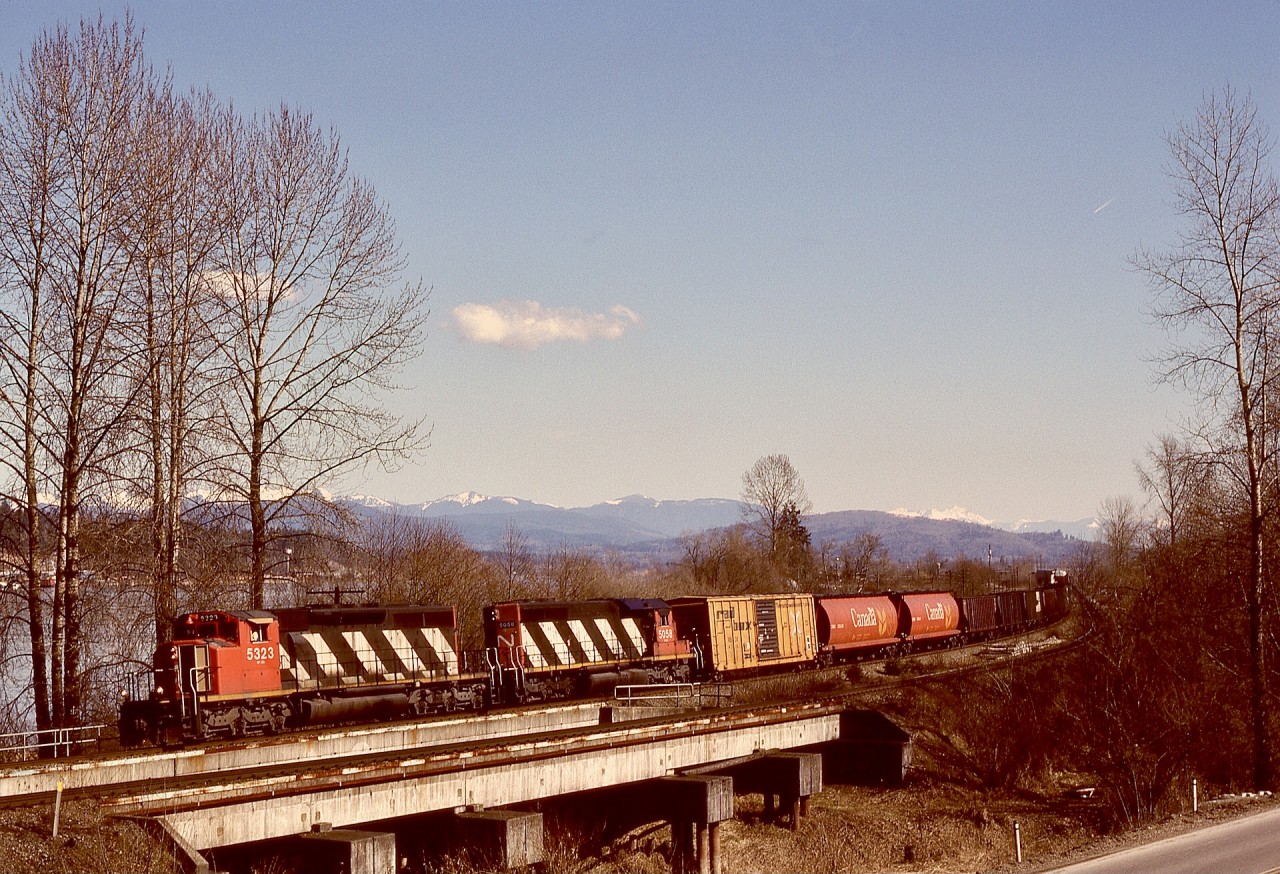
[
  {"x1": 709, "y1": 821, "x2": 722, "y2": 874},
  {"x1": 297, "y1": 829, "x2": 396, "y2": 874},
  {"x1": 454, "y1": 809, "x2": 543, "y2": 870},
  {"x1": 669, "y1": 819, "x2": 691, "y2": 874},
  {"x1": 655, "y1": 775, "x2": 732, "y2": 874}
]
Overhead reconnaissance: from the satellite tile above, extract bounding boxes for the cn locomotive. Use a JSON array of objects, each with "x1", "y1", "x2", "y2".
[
  {"x1": 119, "y1": 604, "x2": 489, "y2": 747},
  {"x1": 119, "y1": 572, "x2": 1069, "y2": 746}
]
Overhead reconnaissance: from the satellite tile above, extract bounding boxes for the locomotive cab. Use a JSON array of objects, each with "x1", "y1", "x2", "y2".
[
  {"x1": 617, "y1": 598, "x2": 691, "y2": 659},
  {"x1": 147, "y1": 610, "x2": 283, "y2": 743},
  {"x1": 167, "y1": 610, "x2": 283, "y2": 698}
]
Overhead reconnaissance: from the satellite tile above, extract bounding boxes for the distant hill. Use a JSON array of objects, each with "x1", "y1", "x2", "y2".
[
  {"x1": 336, "y1": 492, "x2": 1092, "y2": 565},
  {"x1": 806, "y1": 510, "x2": 1085, "y2": 564},
  {"x1": 339, "y1": 492, "x2": 742, "y2": 552}
]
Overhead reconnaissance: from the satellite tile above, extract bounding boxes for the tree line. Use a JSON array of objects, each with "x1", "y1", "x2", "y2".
[
  {"x1": 1133, "y1": 85, "x2": 1280, "y2": 793},
  {"x1": 0, "y1": 15, "x2": 426, "y2": 732},
  {"x1": 886, "y1": 86, "x2": 1280, "y2": 820}
]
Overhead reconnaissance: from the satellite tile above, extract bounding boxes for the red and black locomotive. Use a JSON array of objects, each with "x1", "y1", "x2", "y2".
[{"x1": 119, "y1": 604, "x2": 488, "y2": 746}]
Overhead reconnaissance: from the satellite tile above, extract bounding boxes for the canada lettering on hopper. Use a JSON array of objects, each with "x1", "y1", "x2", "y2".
[
  {"x1": 852, "y1": 608, "x2": 878, "y2": 628},
  {"x1": 926, "y1": 603, "x2": 946, "y2": 621}
]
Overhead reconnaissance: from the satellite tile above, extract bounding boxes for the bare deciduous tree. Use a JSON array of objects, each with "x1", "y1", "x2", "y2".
[
  {"x1": 1136, "y1": 85, "x2": 1280, "y2": 789},
  {"x1": 493, "y1": 522, "x2": 537, "y2": 599},
  {"x1": 0, "y1": 14, "x2": 436, "y2": 732},
  {"x1": 1098, "y1": 495, "x2": 1144, "y2": 576},
  {"x1": 0, "y1": 18, "x2": 64, "y2": 732},
  {"x1": 209, "y1": 105, "x2": 428, "y2": 609},
  {"x1": 1135, "y1": 434, "x2": 1210, "y2": 548},
  {"x1": 122, "y1": 83, "x2": 227, "y2": 644},
  {"x1": 740, "y1": 453, "x2": 812, "y2": 562},
  {"x1": 42, "y1": 17, "x2": 156, "y2": 726},
  {"x1": 357, "y1": 513, "x2": 491, "y2": 649},
  {"x1": 0, "y1": 16, "x2": 156, "y2": 726},
  {"x1": 539, "y1": 545, "x2": 605, "y2": 601}
]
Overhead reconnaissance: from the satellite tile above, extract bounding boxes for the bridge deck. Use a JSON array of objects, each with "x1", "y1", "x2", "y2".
[
  {"x1": 0, "y1": 700, "x2": 607, "y2": 800},
  {"x1": 110, "y1": 701, "x2": 846, "y2": 850}
]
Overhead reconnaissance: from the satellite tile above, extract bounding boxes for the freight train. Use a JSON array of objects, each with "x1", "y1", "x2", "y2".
[{"x1": 118, "y1": 571, "x2": 1069, "y2": 746}]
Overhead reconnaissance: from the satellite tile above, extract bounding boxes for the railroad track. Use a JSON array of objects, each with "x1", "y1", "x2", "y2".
[
  {"x1": 101, "y1": 626, "x2": 1081, "y2": 816},
  {"x1": 0, "y1": 619, "x2": 1080, "y2": 813}
]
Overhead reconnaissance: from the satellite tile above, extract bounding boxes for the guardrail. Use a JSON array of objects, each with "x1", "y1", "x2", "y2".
[
  {"x1": 614, "y1": 682, "x2": 734, "y2": 708},
  {"x1": 0, "y1": 724, "x2": 107, "y2": 762}
]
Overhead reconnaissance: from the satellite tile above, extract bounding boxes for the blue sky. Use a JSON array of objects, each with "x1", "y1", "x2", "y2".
[{"x1": 4, "y1": 2, "x2": 1275, "y2": 522}]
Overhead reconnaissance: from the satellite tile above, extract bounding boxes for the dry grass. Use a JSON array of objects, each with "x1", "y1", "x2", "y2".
[
  {"x1": 0, "y1": 800, "x2": 173, "y2": 874},
  {"x1": 532, "y1": 780, "x2": 1101, "y2": 874},
  {"x1": 0, "y1": 780, "x2": 1271, "y2": 873}
]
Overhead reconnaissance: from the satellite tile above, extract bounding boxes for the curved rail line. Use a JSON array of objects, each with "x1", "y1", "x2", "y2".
[{"x1": 0, "y1": 617, "x2": 1082, "y2": 814}]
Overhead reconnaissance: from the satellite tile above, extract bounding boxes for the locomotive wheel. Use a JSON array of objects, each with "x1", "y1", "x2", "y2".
[{"x1": 268, "y1": 709, "x2": 287, "y2": 734}]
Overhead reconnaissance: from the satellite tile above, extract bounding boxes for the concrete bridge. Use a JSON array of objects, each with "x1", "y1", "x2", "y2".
[{"x1": 3, "y1": 696, "x2": 910, "y2": 874}]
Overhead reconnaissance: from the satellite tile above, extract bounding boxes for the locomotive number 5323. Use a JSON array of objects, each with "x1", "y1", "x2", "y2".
[{"x1": 246, "y1": 645, "x2": 275, "y2": 662}]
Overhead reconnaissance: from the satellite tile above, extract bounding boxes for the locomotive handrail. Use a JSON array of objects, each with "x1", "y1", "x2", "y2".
[
  {"x1": 482, "y1": 647, "x2": 501, "y2": 701},
  {"x1": 187, "y1": 666, "x2": 206, "y2": 729},
  {"x1": 513, "y1": 645, "x2": 528, "y2": 698},
  {"x1": 125, "y1": 668, "x2": 154, "y2": 702}
]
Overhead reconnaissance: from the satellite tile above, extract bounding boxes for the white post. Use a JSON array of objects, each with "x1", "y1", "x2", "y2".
[
  {"x1": 1014, "y1": 820, "x2": 1022, "y2": 864},
  {"x1": 1193, "y1": 778, "x2": 1199, "y2": 813},
  {"x1": 52, "y1": 779, "x2": 63, "y2": 838}
]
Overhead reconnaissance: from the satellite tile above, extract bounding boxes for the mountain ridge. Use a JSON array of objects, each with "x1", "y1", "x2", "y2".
[{"x1": 338, "y1": 492, "x2": 1095, "y2": 563}]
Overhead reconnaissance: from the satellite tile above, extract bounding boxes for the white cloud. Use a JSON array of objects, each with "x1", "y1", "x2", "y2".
[{"x1": 452, "y1": 300, "x2": 641, "y2": 350}]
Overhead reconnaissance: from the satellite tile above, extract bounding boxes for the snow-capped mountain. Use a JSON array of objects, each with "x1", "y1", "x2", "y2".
[
  {"x1": 334, "y1": 492, "x2": 1093, "y2": 561},
  {"x1": 414, "y1": 492, "x2": 530, "y2": 514},
  {"x1": 576, "y1": 494, "x2": 742, "y2": 537},
  {"x1": 888, "y1": 506, "x2": 1097, "y2": 541},
  {"x1": 889, "y1": 506, "x2": 996, "y2": 526},
  {"x1": 342, "y1": 493, "x2": 397, "y2": 510}
]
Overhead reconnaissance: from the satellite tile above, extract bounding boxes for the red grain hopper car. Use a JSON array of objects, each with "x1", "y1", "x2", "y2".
[
  {"x1": 895, "y1": 591, "x2": 961, "y2": 649},
  {"x1": 814, "y1": 594, "x2": 900, "y2": 662}
]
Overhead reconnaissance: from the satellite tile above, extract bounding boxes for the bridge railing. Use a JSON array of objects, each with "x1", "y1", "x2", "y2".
[
  {"x1": 0, "y1": 724, "x2": 107, "y2": 762},
  {"x1": 614, "y1": 682, "x2": 734, "y2": 709}
]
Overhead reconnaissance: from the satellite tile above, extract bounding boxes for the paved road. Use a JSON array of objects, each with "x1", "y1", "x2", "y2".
[{"x1": 1041, "y1": 805, "x2": 1280, "y2": 873}]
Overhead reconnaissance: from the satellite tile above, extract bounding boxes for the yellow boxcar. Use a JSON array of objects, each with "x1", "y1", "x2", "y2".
[{"x1": 670, "y1": 594, "x2": 817, "y2": 674}]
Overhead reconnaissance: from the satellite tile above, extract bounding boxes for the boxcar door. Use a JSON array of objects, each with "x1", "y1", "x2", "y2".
[{"x1": 755, "y1": 599, "x2": 780, "y2": 660}]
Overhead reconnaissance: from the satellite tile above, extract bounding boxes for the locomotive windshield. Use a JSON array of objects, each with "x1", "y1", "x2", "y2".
[{"x1": 174, "y1": 612, "x2": 239, "y2": 643}]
